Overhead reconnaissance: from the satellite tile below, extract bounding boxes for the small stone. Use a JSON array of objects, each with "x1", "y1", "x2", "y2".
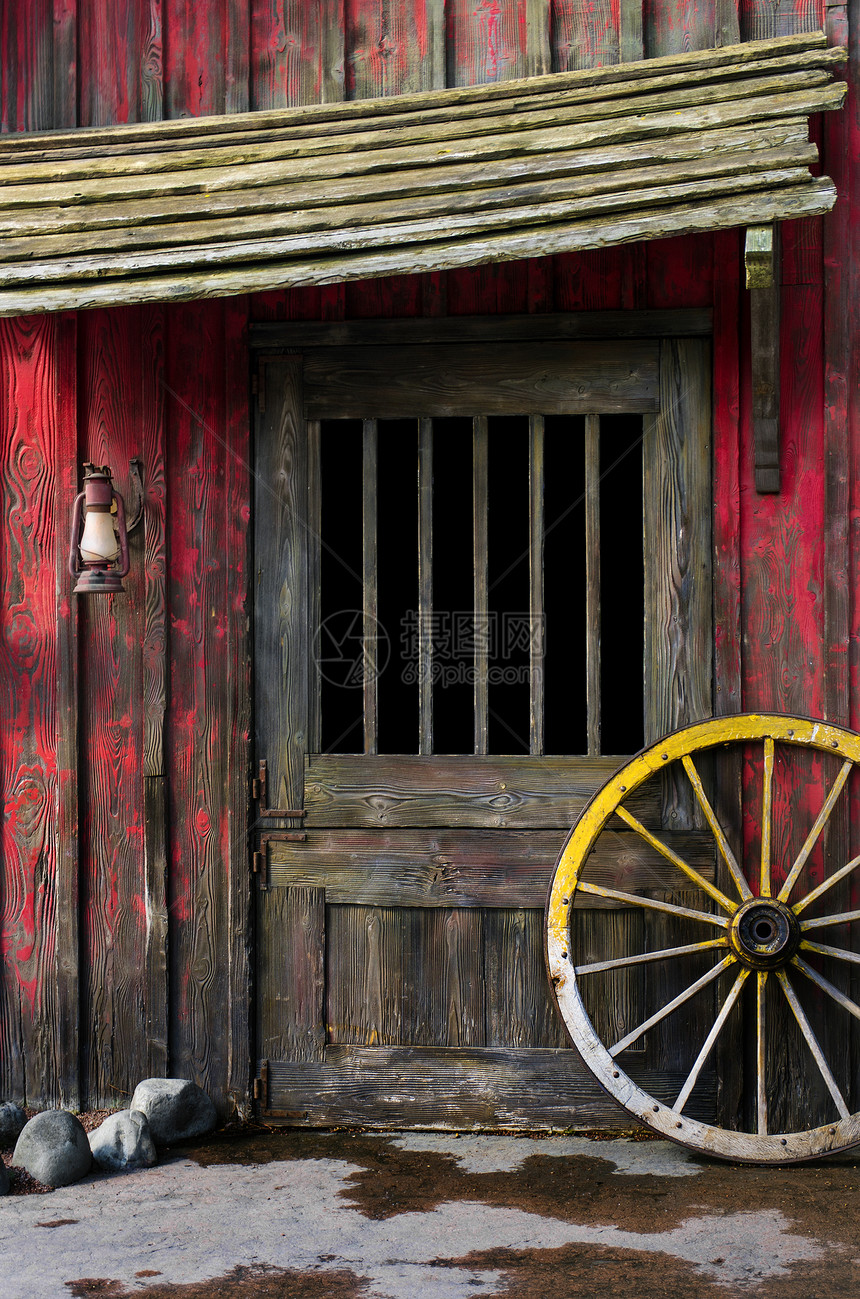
[
  {"x1": 0, "y1": 1102, "x2": 27, "y2": 1147},
  {"x1": 0, "y1": 1161, "x2": 9, "y2": 1195},
  {"x1": 13, "y1": 1111, "x2": 92, "y2": 1188},
  {"x1": 89, "y1": 1110, "x2": 157, "y2": 1172},
  {"x1": 129, "y1": 1078, "x2": 217, "y2": 1145}
]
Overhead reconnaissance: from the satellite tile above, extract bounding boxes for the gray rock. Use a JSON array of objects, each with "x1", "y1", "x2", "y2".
[
  {"x1": 0, "y1": 1160, "x2": 9, "y2": 1195},
  {"x1": 13, "y1": 1111, "x2": 92, "y2": 1188},
  {"x1": 0, "y1": 1102, "x2": 26, "y2": 1147},
  {"x1": 129, "y1": 1078, "x2": 217, "y2": 1145},
  {"x1": 89, "y1": 1109, "x2": 157, "y2": 1172}
]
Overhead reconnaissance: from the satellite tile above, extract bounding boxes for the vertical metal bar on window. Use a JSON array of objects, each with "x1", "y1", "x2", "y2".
[
  {"x1": 585, "y1": 414, "x2": 601, "y2": 756},
  {"x1": 473, "y1": 416, "x2": 489, "y2": 755},
  {"x1": 418, "y1": 418, "x2": 433, "y2": 755},
  {"x1": 363, "y1": 419, "x2": 378, "y2": 755},
  {"x1": 529, "y1": 415, "x2": 545, "y2": 756},
  {"x1": 307, "y1": 419, "x2": 322, "y2": 752}
]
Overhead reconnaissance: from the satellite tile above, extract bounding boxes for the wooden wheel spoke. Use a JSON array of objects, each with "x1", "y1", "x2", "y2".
[
  {"x1": 756, "y1": 971, "x2": 768, "y2": 1135},
  {"x1": 775, "y1": 970, "x2": 850, "y2": 1119},
  {"x1": 615, "y1": 805, "x2": 737, "y2": 913},
  {"x1": 778, "y1": 760, "x2": 853, "y2": 903},
  {"x1": 760, "y1": 737, "x2": 775, "y2": 898},
  {"x1": 800, "y1": 939, "x2": 860, "y2": 965},
  {"x1": 608, "y1": 954, "x2": 736, "y2": 1057},
  {"x1": 681, "y1": 754, "x2": 753, "y2": 901},
  {"x1": 575, "y1": 938, "x2": 728, "y2": 976},
  {"x1": 575, "y1": 880, "x2": 729, "y2": 928},
  {"x1": 792, "y1": 956, "x2": 860, "y2": 1023},
  {"x1": 794, "y1": 854, "x2": 860, "y2": 916},
  {"x1": 674, "y1": 966, "x2": 750, "y2": 1113},
  {"x1": 800, "y1": 908, "x2": 860, "y2": 932}
]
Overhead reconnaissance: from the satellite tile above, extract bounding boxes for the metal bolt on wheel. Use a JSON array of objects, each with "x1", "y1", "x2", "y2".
[{"x1": 546, "y1": 714, "x2": 860, "y2": 1164}]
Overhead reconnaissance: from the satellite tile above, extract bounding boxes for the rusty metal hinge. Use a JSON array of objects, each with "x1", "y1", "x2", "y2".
[
  {"x1": 253, "y1": 1061, "x2": 269, "y2": 1106},
  {"x1": 252, "y1": 760, "x2": 305, "y2": 820},
  {"x1": 253, "y1": 832, "x2": 308, "y2": 892}
]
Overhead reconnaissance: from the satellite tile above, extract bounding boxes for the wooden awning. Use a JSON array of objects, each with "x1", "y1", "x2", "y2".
[{"x1": 0, "y1": 32, "x2": 845, "y2": 316}]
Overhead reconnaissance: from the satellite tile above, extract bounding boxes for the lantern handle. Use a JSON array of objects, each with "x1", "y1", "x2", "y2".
[
  {"x1": 68, "y1": 491, "x2": 86, "y2": 579},
  {"x1": 125, "y1": 457, "x2": 144, "y2": 534},
  {"x1": 114, "y1": 491, "x2": 131, "y2": 578}
]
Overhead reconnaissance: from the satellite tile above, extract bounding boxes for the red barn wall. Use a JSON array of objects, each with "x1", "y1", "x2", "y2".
[{"x1": 0, "y1": 0, "x2": 856, "y2": 1113}]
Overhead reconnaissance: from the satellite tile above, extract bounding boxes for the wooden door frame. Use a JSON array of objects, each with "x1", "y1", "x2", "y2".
[{"x1": 249, "y1": 308, "x2": 717, "y2": 1125}]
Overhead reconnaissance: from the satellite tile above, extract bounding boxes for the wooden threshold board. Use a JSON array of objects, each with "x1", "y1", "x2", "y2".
[{"x1": 259, "y1": 1046, "x2": 717, "y2": 1128}]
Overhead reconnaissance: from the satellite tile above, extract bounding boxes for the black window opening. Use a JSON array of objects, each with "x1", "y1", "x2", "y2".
[{"x1": 317, "y1": 414, "x2": 644, "y2": 757}]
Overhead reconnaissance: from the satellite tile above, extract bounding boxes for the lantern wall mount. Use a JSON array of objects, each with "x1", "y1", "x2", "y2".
[{"x1": 68, "y1": 459, "x2": 144, "y2": 595}]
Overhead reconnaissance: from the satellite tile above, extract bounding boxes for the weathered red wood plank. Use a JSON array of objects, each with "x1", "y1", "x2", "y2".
[
  {"x1": 846, "y1": 0, "x2": 860, "y2": 907},
  {"x1": 55, "y1": 311, "x2": 81, "y2": 1108},
  {"x1": 165, "y1": 298, "x2": 232, "y2": 1110},
  {"x1": 251, "y1": 0, "x2": 345, "y2": 110},
  {"x1": 227, "y1": 0, "x2": 251, "y2": 114},
  {"x1": 225, "y1": 295, "x2": 252, "y2": 1112},
  {"x1": 164, "y1": 0, "x2": 228, "y2": 118},
  {"x1": 553, "y1": 250, "x2": 623, "y2": 311},
  {"x1": 0, "y1": 315, "x2": 60, "y2": 1108},
  {"x1": 141, "y1": 302, "x2": 169, "y2": 1076},
  {"x1": 820, "y1": 20, "x2": 849, "y2": 722},
  {"x1": 552, "y1": 0, "x2": 619, "y2": 69},
  {"x1": 782, "y1": 215, "x2": 822, "y2": 285},
  {"x1": 79, "y1": 306, "x2": 148, "y2": 1107},
  {"x1": 712, "y1": 228, "x2": 742, "y2": 719},
  {"x1": 53, "y1": 0, "x2": 78, "y2": 129},
  {"x1": 78, "y1": 0, "x2": 143, "y2": 126},
  {"x1": 345, "y1": 274, "x2": 423, "y2": 318},
  {"x1": 740, "y1": 0, "x2": 822, "y2": 40},
  {"x1": 644, "y1": 0, "x2": 718, "y2": 58},
  {"x1": 0, "y1": 0, "x2": 54, "y2": 132},
  {"x1": 141, "y1": 0, "x2": 165, "y2": 122},
  {"x1": 646, "y1": 234, "x2": 714, "y2": 309},
  {"x1": 741, "y1": 282, "x2": 825, "y2": 715},
  {"x1": 345, "y1": 0, "x2": 445, "y2": 98},
  {"x1": 446, "y1": 0, "x2": 550, "y2": 85}
]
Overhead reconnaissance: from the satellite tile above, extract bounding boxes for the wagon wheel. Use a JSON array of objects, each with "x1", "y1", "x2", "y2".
[{"x1": 546, "y1": 714, "x2": 860, "y2": 1164}]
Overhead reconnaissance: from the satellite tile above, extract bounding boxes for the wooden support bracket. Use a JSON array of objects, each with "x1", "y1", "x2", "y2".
[{"x1": 746, "y1": 225, "x2": 781, "y2": 494}]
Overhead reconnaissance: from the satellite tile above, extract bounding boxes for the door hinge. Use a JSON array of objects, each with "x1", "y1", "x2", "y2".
[
  {"x1": 251, "y1": 760, "x2": 305, "y2": 820},
  {"x1": 253, "y1": 1061, "x2": 269, "y2": 1106},
  {"x1": 253, "y1": 833, "x2": 308, "y2": 891}
]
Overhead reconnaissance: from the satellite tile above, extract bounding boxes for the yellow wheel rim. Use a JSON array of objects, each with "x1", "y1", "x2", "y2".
[{"x1": 546, "y1": 714, "x2": 860, "y2": 1164}]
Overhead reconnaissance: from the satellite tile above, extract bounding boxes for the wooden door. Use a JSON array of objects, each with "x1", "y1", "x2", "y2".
[{"x1": 252, "y1": 317, "x2": 714, "y2": 1128}]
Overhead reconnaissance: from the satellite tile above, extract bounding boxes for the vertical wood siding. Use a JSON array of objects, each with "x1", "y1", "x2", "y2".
[{"x1": 0, "y1": 0, "x2": 855, "y2": 1111}]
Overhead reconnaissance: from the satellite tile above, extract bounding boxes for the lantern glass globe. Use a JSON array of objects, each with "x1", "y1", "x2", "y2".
[{"x1": 80, "y1": 509, "x2": 118, "y2": 562}]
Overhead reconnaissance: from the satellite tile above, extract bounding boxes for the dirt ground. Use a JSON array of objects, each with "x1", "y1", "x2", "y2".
[{"x1": 3, "y1": 1124, "x2": 860, "y2": 1299}]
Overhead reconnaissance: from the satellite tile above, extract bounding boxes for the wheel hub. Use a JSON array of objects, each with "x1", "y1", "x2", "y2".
[{"x1": 729, "y1": 898, "x2": 801, "y2": 969}]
